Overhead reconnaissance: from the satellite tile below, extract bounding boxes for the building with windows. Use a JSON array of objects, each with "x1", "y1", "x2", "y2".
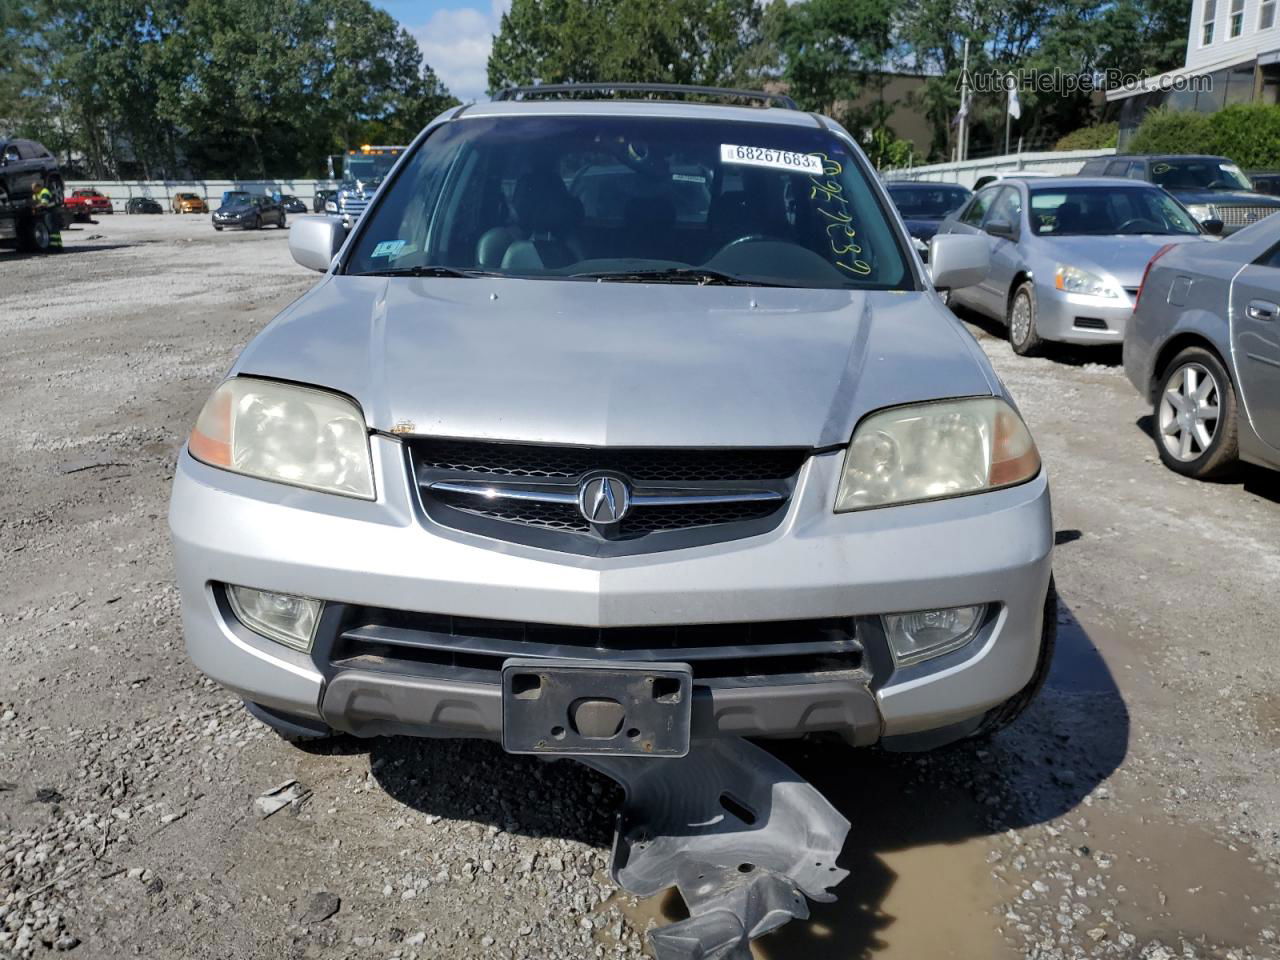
[{"x1": 1109, "y1": 0, "x2": 1280, "y2": 145}]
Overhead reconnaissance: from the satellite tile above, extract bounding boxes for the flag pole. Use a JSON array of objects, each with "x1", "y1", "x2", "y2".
[{"x1": 958, "y1": 39, "x2": 970, "y2": 162}]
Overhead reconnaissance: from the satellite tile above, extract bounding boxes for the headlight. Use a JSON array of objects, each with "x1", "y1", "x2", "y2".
[
  {"x1": 835, "y1": 397, "x2": 1040, "y2": 511},
  {"x1": 1185, "y1": 203, "x2": 1218, "y2": 223},
  {"x1": 1054, "y1": 265, "x2": 1121, "y2": 298},
  {"x1": 188, "y1": 378, "x2": 374, "y2": 499}
]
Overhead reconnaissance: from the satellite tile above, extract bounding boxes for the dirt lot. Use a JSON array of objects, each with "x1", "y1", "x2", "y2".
[{"x1": 1, "y1": 215, "x2": 1278, "y2": 960}]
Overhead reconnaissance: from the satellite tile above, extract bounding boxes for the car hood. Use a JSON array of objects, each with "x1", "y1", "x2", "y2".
[
  {"x1": 1167, "y1": 188, "x2": 1280, "y2": 207},
  {"x1": 1035, "y1": 234, "x2": 1204, "y2": 286},
  {"x1": 232, "y1": 278, "x2": 997, "y2": 448}
]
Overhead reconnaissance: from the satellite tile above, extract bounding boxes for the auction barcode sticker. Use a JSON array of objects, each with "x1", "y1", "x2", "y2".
[{"x1": 720, "y1": 144, "x2": 824, "y2": 175}]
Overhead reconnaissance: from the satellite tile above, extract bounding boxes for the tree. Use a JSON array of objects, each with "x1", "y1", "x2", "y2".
[{"x1": 488, "y1": 0, "x2": 762, "y2": 94}]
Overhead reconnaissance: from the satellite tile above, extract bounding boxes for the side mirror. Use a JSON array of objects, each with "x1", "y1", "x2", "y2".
[
  {"x1": 929, "y1": 234, "x2": 991, "y2": 291},
  {"x1": 1201, "y1": 217, "x2": 1224, "y2": 236},
  {"x1": 985, "y1": 218, "x2": 1016, "y2": 239},
  {"x1": 290, "y1": 215, "x2": 346, "y2": 272}
]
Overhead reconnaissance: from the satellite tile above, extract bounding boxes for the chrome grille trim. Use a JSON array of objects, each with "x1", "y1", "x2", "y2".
[
  {"x1": 1217, "y1": 204, "x2": 1280, "y2": 227},
  {"x1": 427, "y1": 478, "x2": 785, "y2": 509}
]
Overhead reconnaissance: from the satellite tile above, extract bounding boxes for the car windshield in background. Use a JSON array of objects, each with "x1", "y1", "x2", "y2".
[
  {"x1": 1149, "y1": 159, "x2": 1252, "y2": 192},
  {"x1": 887, "y1": 185, "x2": 969, "y2": 217},
  {"x1": 346, "y1": 156, "x2": 395, "y2": 183},
  {"x1": 1029, "y1": 186, "x2": 1200, "y2": 236},
  {"x1": 344, "y1": 115, "x2": 910, "y2": 290}
]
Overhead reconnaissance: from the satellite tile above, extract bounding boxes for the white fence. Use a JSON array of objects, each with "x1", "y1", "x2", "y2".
[
  {"x1": 882, "y1": 148, "x2": 1117, "y2": 188},
  {"x1": 62, "y1": 179, "x2": 337, "y2": 208}
]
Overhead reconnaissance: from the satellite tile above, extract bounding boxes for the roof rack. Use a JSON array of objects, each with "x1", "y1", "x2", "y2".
[{"x1": 492, "y1": 83, "x2": 798, "y2": 111}]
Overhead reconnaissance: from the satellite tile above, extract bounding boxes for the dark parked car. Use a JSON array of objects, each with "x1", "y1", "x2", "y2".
[
  {"x1": 212, "y1": 194, "x2": 287, "y2": 230},
  {"x1": 1246, "y1": 170, "x2": 1280, "y2": 196},
  {"x1": 280, "y1": 194, "x2": 307, "y2": 214},
  {"x1": 0, "y1": 138, "x2": 63, "y2": 211},
  {"x1": 313, "y1": 189, "x2": 336, "y2": 213},
  {"x1": 886, "y1": 181, "x2": 972, "y2": 255},
  {"x1": 126, "y1": 196, "x2": 163, "y2": 214},
  {"x1": 1078, "y1": 154, "x2": 1280, "y2": 233}
]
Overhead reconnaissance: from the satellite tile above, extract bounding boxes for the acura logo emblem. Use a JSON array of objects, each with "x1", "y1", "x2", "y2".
[{"x1": 578, "y1": 474, "x2": 631, "y2": 524}]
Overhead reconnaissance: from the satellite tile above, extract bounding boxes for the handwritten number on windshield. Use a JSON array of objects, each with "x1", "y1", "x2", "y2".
[{"x1": 808, "y1": 155, "x2": 871, "y2": 276}]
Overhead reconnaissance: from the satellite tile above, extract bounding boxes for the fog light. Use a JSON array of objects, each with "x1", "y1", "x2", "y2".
[
  {"x1": 881, "y1": 604, "x2": 986, "y2": 667},
  {"x1": 226, "y1": 585, "x2": 322, "y2": 651}
]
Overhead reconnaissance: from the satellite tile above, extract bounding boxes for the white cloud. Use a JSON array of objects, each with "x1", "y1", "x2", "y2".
[{"x1": 410, "y1": 0, "x2": 510, "y2": 103}]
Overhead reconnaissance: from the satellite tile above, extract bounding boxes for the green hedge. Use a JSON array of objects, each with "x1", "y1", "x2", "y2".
[
  {"x1": 1055, "y1": 122, "x2": 1118, "y2": 151},
  {"x1": 1128, "y1": 104, "x2": 1280, "y2": 168}
]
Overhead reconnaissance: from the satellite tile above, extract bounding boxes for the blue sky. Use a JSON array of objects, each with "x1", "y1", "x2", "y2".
[{"x1": 375, "y1": 0, "x2": 510, "y2": 102}]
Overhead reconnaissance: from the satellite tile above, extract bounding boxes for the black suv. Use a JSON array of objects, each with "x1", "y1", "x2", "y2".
[
  {"x1": 0, "y1": 138, "x2": 64, "y2": 211},
  {"x1": 1079, "y1": 154, "x2": 1280, "y2": 233}
]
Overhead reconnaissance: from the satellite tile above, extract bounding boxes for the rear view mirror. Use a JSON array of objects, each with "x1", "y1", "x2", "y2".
[
  {"x1": 929, "y1": 234, "x2": 991, "y2": 291},
  {"x1": 290, "y1": 216, "x2": 346, "y2": 272}
]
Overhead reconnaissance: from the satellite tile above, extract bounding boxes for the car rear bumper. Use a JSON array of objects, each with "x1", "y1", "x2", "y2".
[{"x1": 170, "y1": 438, "x2": 1054, "y2": 748}]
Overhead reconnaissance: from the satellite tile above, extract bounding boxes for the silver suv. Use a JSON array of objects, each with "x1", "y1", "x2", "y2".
[{"x1": 169, "y1": 86, "x2": 1054, "y2": 757}]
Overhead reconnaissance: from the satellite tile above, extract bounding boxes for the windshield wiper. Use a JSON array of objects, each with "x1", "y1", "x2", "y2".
[
  {"x1": 571, "y1": 267, "x2": 790, "y2": 287},
  {"x1": 350, "y1": 265, "x2": 497, "y2": 279}
]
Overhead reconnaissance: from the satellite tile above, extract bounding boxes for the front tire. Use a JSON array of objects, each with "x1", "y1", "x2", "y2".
[
  {"x1": 1008, "y1": 281, "x2": 1043, "y2": 356},
  {"x1": 278, "y1": 211, "x2": 287, "y2": 229},
  {"x1": 1154, "y1": 346, "x2": 1239, "y2": 479},
  {"x1": 17, "y1": 214, "x2": 51, "y2": 253}
]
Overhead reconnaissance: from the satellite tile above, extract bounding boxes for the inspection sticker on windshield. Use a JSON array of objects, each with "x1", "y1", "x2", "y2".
[
  {"x1": 720, "y1": 144, "x2": 824, "y2": 175},
  {"x1": 370, "y1": 239, "x2": 409, "y2": 258}
]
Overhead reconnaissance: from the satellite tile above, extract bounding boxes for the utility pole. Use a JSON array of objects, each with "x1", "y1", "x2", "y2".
[{"x1": 958, "y1": 39, "x2": 971, "y2": 163}]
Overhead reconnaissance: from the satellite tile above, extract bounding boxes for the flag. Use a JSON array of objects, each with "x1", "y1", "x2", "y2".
[{"x1": 1007, "y1": 79, "x2": 1021, "y2": 120}]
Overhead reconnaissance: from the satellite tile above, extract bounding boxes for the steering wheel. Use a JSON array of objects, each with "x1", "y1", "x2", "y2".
[
  {"x1": 718, "y1": 234, "x2": 771, "y2": 254},
  {"x1": 1115, "y1": 217, "x2": 1162, "y2": 234}
]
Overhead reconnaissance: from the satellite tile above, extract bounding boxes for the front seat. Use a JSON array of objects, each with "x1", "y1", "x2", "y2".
[{"x1": 500, "y1": 170, "x2": 581, "y2": 272}]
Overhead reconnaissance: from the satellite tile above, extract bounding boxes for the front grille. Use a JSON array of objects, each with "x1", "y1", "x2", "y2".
[
  {"x1": 410, "y1": 439, "x2": 807, "y2": 554},
  {"x1": 1217, "y1": 204, "x2": 1280, "y2": 227},
  {"x1": 415, "y1": 439, "x2": 804, "y2": 483},
  {"x1": 330, "y1": 608, "x2": 862, "y2": 681},
  {"x1": 339, "y1": 196, "x2": 370, "y2": 217}
]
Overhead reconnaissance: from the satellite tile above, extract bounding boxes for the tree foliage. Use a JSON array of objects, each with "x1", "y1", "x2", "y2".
[
  {"x1": 1128, "y1": 104, "x2": 1280, "y2": 169},
  {"x1": 1054, "y1": 122, "x2": 1119, "y2": 151},
  {"x1": 2, "y1": 0, "x2": 456, "y2": 178}
]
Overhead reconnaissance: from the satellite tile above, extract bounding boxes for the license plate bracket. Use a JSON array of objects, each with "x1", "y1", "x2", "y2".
[{"x1": 501, "y1": 659, "x2": 693, "y2": 757}]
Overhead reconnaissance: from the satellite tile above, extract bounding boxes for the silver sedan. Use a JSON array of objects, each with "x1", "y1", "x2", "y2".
[
  {"x1": 1124, "y1": 214, "x2": 1280, "y2": 478},
  {"x1": 937, "y1": 177, "x2": 1210, "y2": 355}
]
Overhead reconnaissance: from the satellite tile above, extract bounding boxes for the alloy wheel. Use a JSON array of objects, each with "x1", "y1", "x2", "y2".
[
  {"x1": 1010, "y1": 292, "x2": 1031, "y2": 346},
  {"x1": 1159, "y1": 362, "x2": 1220, "y2": 462}
]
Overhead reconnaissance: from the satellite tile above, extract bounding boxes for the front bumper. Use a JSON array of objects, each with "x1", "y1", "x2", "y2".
[
  {"x1": 1034, "y1": 281, "x2": 1135, "y2": 344},
  {"x1": 170, "y1": 437, "x2": 1054, "y2": 747}
]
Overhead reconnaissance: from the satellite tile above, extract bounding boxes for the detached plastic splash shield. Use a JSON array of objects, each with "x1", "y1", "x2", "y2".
[{"x1": 580, "y1": 737, "x2": 850, "y2": 959}]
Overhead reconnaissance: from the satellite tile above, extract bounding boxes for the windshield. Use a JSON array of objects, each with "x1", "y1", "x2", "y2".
[
  {"x1": 1150, "y1": 158, "x2": 1252, "y2": 192},
  {"x1": 887, "y1": 184, "x2": 970, "y2": 218},
  {"x1": 1029, "y1": 186, "x2": 1200, "y2": 236},
  {"x1": 222, "y1": 191, "x2": 250, "y2": 205},
  {"x1": 344, "y1": 154, "x2": 397, "y2": 185},
  {"x1": 344, "y1": 115, "x2": 909, "y2": 289}
]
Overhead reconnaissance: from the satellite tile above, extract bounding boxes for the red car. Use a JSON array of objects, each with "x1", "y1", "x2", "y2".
[{"x1": 63, "y1": 188, "x2": 114, "y2": 221}]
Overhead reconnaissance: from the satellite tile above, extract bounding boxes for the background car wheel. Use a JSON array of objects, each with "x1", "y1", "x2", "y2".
[
  {"x1": 18, "y1": 215, "x2": 51, "y2": 253},
  {"x1": 46, "y1": 175, "x2": 64, "y2": 204},
  {"x1": 278, "y1": 212, "x2": 287, "y2": 229},
  {"x1": 1008, "y1": 281, "x2": 1042, "y2": 356},
  {"x1": 250, "y1": 215, "x2": 261, "y2": 230},
  {"x1": 213, "y1": 225, "x2": 223, "y2": 231},
  {"x1": 1154, "y1": 346, "x2": 1239, "y2": 479},
  {"x1": 971, "y1": 575, "x2": 1057, "y2": 739}
]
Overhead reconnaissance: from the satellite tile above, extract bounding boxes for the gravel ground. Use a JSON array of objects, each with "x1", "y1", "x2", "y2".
[{"x1": 1, "y1": 216, "x2": 1278, "y2": 959}]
